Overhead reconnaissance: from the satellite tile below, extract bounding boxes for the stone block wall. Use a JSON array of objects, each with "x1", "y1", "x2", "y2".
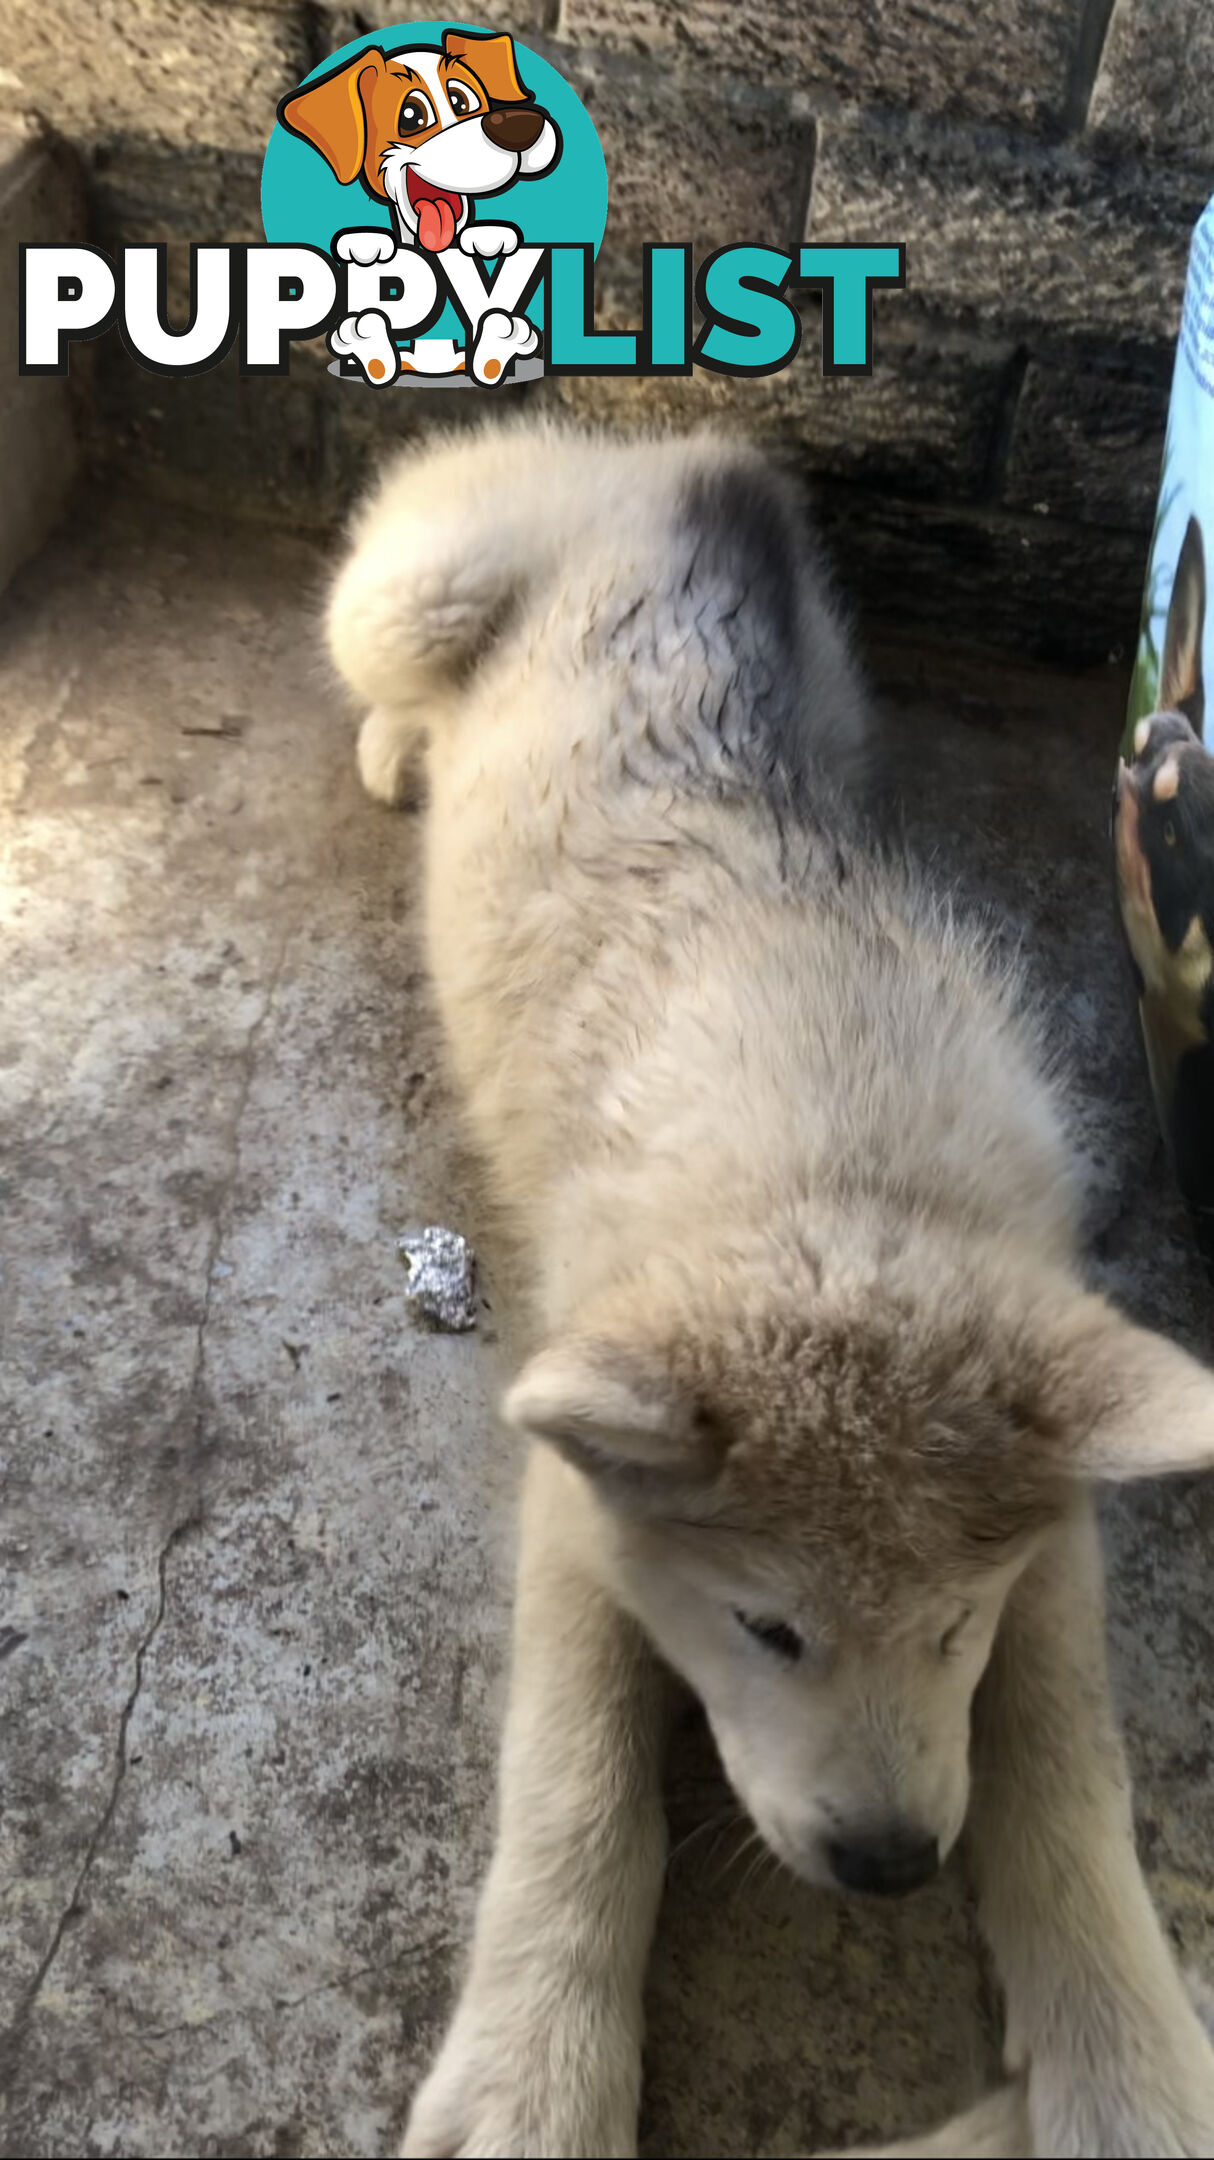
[
  {"x1": 5, "y1": 0, "x2": 1213, "y2": 659},
  {"x1": 0, "y1": 115, "x2": 84, "y2": 592}
]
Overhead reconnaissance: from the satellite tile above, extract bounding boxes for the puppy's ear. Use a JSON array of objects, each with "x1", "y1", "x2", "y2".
[
  {"x1": 1025, "y1": 1291, "x2": 1214, "y2": 1482},
  {"x1": 442, "y1": 28, "x2": 531, "y2": 105},
  {"x1": 503, "y1": 1340, "x2": 723, "y2": 1493},
  {"x1": 1160, "y1": 515, "x2": 1206, "y2": 731},
  {"x1": 279, "y1": 50, "x2": 385, "y2": 184}
]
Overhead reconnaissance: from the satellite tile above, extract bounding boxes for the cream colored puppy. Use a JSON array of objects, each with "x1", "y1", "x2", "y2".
[{"x1": 328, "y1": 417, "x2": 1214, "y2": 2159}]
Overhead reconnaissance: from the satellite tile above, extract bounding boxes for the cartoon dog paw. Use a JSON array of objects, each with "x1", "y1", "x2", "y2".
[
  {"x1": 334, "y1": 230, "x2": 398, "y2": 268},
  {"x1": 458, "y1": 223, "x2": 520, "y2": 259},
  {"x1": 329, "y1": 309, "x2": 400, "y2": 386},
  {"x1": 470, "y1": 307, "x2": 538, "y2": 385}
]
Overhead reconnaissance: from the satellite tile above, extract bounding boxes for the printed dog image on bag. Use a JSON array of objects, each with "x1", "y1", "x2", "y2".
[
  {"x1": 1115, "y1": 518, "x2": 1214, "y2": 1254},
  {"x1": 1117, "y1": 195, "x2": 1214, "y2": 1265}
]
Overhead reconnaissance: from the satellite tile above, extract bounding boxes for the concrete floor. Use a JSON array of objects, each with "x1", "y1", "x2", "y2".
[{"x1": 0, "y1": 496, "x2": 1211, "y2": 2160}]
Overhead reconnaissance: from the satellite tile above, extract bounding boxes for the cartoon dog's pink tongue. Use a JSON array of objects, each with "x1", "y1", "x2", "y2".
[{"x1": 406, "y1": 170, "x2": 461, "y2": 253}]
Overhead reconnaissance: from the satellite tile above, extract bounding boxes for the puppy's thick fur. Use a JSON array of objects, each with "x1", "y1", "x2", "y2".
[{"x1": 329, "y1": 420, "x2": 1214, "y2": 2158}]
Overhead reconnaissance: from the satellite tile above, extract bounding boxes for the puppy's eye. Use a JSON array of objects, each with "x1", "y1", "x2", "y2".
[
  {"x1": 1165, "y1": 820, "x2": 1177, "y2": 846},
  {"x1": 734, "y1": 1610, "x2": 803, "y2": 1662},
  {"x1": 447, "y1": 83, "x2": 479, "y2": 117},
  {"x1": 939, "y1": 1607, "x2": 974, "y2": 1657},
  {"x1": 398, "y1": 93, "x2": 434, "y2": 135}
]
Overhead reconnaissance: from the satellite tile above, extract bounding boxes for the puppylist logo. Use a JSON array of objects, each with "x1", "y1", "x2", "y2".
[
  {"x1": 268, "y1": 24, "x2": 595, "y2": 387},
  {"x1": 19, "y1": 19, "x2": 905, "y2": 387}
]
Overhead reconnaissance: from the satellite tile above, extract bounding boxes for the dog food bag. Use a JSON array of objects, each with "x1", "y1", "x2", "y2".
[{"x1": 1114, "y1": 194, "x2": 1214, "y2": 1264}]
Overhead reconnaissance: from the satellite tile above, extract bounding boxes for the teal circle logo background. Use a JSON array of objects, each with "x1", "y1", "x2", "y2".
[{"x1": 260, "y1": 20, "x2": 608, "y2": 345}]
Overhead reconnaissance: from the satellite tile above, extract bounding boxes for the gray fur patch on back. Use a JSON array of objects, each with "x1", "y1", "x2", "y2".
[
  {"x1": 588, "y1": 456, "x2": 869, "y2": 835},
  {"x1": 678, "y1": 464, "x2": 802, "y2": 658}
]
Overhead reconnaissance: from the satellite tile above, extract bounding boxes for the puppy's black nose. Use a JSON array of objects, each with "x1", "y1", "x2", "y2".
[
  {"x1": 827, "y1": 1828, "x2": 940, "y2": 1897},
  {"x1": 481, "y1": 106, "x2": 545, "y2": 152}
]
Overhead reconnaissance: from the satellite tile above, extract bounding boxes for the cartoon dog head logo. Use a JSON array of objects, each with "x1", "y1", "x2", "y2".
[
  {"x1": 279, "y1": 31, "x2": 561, "y2": 257},
  {"x1": 265, "y1": 22, "x2": 603, "y2": 391}
]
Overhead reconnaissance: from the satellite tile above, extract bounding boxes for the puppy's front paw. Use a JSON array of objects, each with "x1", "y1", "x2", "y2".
[
  {"x1": 402, "y1": 1993, "x2": 639, "y2": 2158},
  {"x1": 814, "y1": 2081, "x2": 1030, "y2": 2159},
  {"x1": 357, "y1": 706, "x2": 418, "y2": 807},
  {"x1": 1029, "y1": 2035, "x2": 1214, "y2": 2158}
]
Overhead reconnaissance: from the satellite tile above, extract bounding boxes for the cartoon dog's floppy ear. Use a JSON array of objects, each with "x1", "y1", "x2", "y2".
[
  {"x1": 1160, "y1": 515, "x2": 1206, "y2": 732},
  {"x1": 442, "y1": 28, "x2": 532, "y2": 104},
  {"x1": 279, "y1": 48, "x2": 387, "y2": 184}
]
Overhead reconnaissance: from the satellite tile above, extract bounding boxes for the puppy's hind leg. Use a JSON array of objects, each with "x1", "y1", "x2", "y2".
[
  {"x1": 355, "y1": 704, "x2": 423, "y2": 808},
  {"x1": 328, "y1": 492, "x2": 518, "y2": 807},
  {"x1": 327, "y1": 427, "x2": 567, "y2": 803}
]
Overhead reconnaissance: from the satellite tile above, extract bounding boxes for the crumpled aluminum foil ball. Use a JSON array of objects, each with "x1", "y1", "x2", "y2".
[{"x1": 396, "y1": 1225, "x2": 478, "y2": 1332}]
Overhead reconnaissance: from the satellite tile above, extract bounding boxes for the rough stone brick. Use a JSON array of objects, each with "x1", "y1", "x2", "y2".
[
  {"x1": 93, "y1": 346, "x2": 537, "y2": 524},
  {"x1": 206, "y1": 0, "x2": 553, "y2": 13},
  {"x1": 0, "y1": 115, "x2": 84, "y2": 593},
  {"x1": 809, "y1": 111, "x2": 1207, "y2": 348},
  {"x1": 5, "y1": 0, "x2": 309, "y2": 158},
  {"x1": 90, "y1": 143, "x2": 265, "y2": 237},
  {"x1": 1088, "y1": 0, "x2": 1214, "y2": 169},
  {"x1": 89, "y1": 146, "x2": 264, "y2": 317},
  {"x1": 544, "y1": 309, "x2": 1013, "y2": 502},
  {"x1": 811, "y1": 481, "x2": 1148, "y2": 664},
  {"x1": 358, "y1": 0, "x2": 555, "y2": 28},
  {"x1": 559, "y1": 54, "x2": 813, "y2": 305},
  {"x1": 94, "y1": 347, "x2": 326, "y2": 521},
  {"x1": 1003, "y1": 359, "x2": 1168, "y2": 527},
  {"x1": 557, "y1": 1, "x2": 1086, "y2": 133}
]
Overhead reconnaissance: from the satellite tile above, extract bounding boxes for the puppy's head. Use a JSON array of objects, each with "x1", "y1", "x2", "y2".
[
  {"x1": 279, "y1": 32, "x2": 559, "y2": 253},
  {"x1": 506, "y1": 1234, "x2": 1214, "y2": 1896}
]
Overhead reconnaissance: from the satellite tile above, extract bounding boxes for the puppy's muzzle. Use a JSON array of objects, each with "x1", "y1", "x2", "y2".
[
  {"x1": 482, "y1": 106, "x2": 546, "y2": 152},
  {"x1": 827, "y1": 1825, "x2": 940, "y2": 1897}
]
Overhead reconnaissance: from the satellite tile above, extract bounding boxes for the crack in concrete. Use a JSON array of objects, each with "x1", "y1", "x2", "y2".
[
  {"x1": 0, "y1": 1515, "x2": 198, "y2": 2080},
  {"x1": 0, "y1": 932, "x2": 291, "y2": 2084},
  {"x1": 1065, "y1": 0, "x2": 1119, "y2": 133},
  {"x1": 189, "y1": 929, "x2": 291, "y2": 1455},
  {"x1": 12, "y1": 663, "x2": 81, "y2": 814},
  {"x1": 130, "y1": 1937, "x2": 453, "y2": 2048}
]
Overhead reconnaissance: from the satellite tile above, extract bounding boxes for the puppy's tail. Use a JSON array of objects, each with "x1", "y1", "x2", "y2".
[{"x1": 327, "y1": 422, "x2": 568, "y2": 729}]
